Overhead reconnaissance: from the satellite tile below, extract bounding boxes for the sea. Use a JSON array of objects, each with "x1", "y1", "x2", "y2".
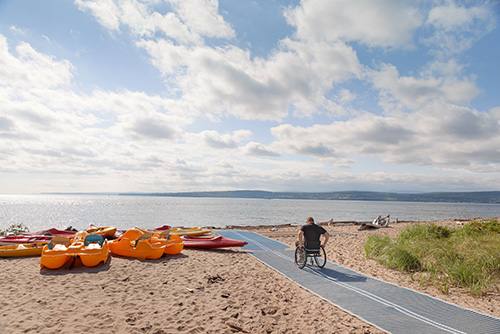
[{"x1": 1, "y1": 194, "x2": 500, "y2": 232}]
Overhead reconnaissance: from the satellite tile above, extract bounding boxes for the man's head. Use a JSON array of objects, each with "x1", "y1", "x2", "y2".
[{"x1": 306, "y1": 217, "x2": 314, "y2": 224}]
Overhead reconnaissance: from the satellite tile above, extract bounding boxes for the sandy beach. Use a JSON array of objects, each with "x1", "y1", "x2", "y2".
[{"x1": 1, "y1": 220, "x2": 498, "y2": 333}]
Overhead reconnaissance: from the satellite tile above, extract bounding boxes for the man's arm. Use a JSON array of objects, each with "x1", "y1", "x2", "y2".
[
  {"x1": 321, "y1": 231, "x2": 330, "y2": 248},
  {"x1": 298, "y1": 230, "x2": 304, "y2": 248}
]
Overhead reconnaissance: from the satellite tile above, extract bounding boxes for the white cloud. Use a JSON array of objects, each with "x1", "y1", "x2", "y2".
[
  {"x1": 243, "y1": 142, "x2": 280, "y2": 157},
  {"x1": 0, "y1": 34, "x2": 201, "y2": 182},
  {"x1": 76, "y1": 0, "x2": 235, "y2": 42},
  {"x1": 423, "y1": 1, "x2": 496, "y2": 57},
  {"x1": 127, "y1": 117, "x2": 178, "y2": 140},
  {"x1": 168, "y1": 0, "x2": 235, "y2": 39},
  {"x1": 370, "y1": 64, "x2": 479, "y2": 110},
  {"x1": 0, "y1": 35, "x2": 74, "y2": 88},
  {"x1": 491, "y1": 107, "x2": 500, "y2": 118},
  {"x1": 271, "y1": 100, "x2": 500, "y2": 170},
  {"x1": 9, "y1": 26, "x2": 27, "y2": 36},
  {"x1": 285, "y1": 0, "x2": 423, "y2": 47},
  {"x1": 197, "y1": 130, "x2": 251, "y2": 149},
  {"x1": 138, "y1": 36, "x2": 361, "y2": 120},
  {"x1": 75, "y1": 0, "x2": 121, "y2": 32},
  {"x1": 2, "y1": 1, "x2": 500, "y2": 194},
  {"x1": 76, "y1": 0, "x2": 363, "y2": 121},
  {"x1": 0, "y1": 117, "x2": 13, "y2": 132},
  {"x1": 426, "y1": 2, "x2": 492, "y2": 31}
]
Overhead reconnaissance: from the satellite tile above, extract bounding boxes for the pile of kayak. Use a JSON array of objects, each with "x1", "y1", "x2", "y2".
[{"x1": 0, "y1": 224, "x2": 248, "y2": 269}]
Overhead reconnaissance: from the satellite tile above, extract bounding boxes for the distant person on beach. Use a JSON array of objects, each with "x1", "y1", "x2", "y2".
[{"x1": 297, "y1": 217, "x2": 330, "y2": 249}]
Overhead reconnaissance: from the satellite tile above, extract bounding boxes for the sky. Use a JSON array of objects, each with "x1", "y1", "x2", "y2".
[{"x1": 0, "y1": 0, "x2": 500, "y2": 195}]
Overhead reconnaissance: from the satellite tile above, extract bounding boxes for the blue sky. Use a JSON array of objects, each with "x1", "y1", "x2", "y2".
[{"x1": 1, "y1": 0, "x2": 499, "y2": 194}]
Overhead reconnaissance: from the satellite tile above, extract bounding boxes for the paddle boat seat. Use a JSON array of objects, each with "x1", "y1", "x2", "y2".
[
  {"x1": 84, "y1": 234, "x2": 104, "y2": 246},
  {"x1": 159, "y1": 230, "x2": 171, "y2": 239},
  {"x1": 47, "y1": 236, "x2": 71, "y2": 250},
  {"x1": 134, "y1": 232, "x2": 153, "y2": 247}
]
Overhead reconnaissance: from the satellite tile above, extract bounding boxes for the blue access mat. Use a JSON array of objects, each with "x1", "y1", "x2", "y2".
[{"x1": 218, "y1": 229, "x2": 500, "y2": 334}]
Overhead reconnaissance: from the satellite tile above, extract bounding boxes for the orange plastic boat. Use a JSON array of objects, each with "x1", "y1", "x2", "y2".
[
  {"x1": 40, "y1": 232, "x2": 109, "y2": 269},
  {"x1": 156, "y1": 230, "x2": 184, "y2": 255},
  {"x1": 40, "y1": 236, "x2": 72, "y2": 269},
  {"x1": 77, "y1": 232, "x2": 110, "y2": 267},
  {"x1": 108, "y1": 228, "x2": 167, "y2": 260}
]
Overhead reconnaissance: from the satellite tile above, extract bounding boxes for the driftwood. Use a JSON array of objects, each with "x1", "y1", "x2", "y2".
[
  {"x1": 318, "y1": 219, "x2": 334, "y2": 226},
  {"x1": 358, "y1": 215, "x2": 390, "y2": 231}
]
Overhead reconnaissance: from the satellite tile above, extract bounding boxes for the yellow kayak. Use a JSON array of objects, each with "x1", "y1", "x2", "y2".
[
  {"x1": 0, "y1": 242, "x2": 47, "y2": 257},
  {"x1": 86, "y1": 225, "x2": 117, "y2": 238},
  {"x1": 169, "y1": 227, "x2": 211, "y2": 236}
]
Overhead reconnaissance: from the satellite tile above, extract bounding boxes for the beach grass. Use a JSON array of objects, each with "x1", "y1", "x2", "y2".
[
  {"x1": 0, "y1": 223, "x2": 29, "y2": 236},
  {"x1": 364, "y1": 220, "x2": 500, "y2": 296}
]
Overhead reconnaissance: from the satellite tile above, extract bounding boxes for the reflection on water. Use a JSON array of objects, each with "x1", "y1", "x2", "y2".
[{"x1": 0, "y1": 194, "x2": 499, "y2": 231}]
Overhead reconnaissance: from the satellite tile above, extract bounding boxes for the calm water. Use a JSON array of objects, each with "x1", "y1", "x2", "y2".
[{"x1": 1, "y1": 194, "x2": 499, "y2": 232}]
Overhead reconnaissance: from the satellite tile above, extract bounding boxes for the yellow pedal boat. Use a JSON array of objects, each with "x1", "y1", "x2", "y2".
[
  {"x1": 40, "y1": 231, "x2": 109, "y2": 269},
  {"x1": 108, "y1": 228, "x2": 167, "y2": 260},
  {"x1": 0, "y1": 242, "x2": 47, "y2": 257}
]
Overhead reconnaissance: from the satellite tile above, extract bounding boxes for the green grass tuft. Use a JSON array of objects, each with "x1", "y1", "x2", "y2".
[
  {"x1": 0, "y1": 223, "x2": 29, "y2": 236},
  {"x1": 364, "y1": 220, "x2": 500, "y2": 296}
]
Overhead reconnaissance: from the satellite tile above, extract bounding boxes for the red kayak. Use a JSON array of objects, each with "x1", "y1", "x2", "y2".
[
  {"x1": 151, "y1": 225, "x2": 172, "y2": 231},
  {"x1": 0, "y1": 235, "x2": 54, "y2": 246},
  {"x1": 181, "y1": 235, "x2": 248, "y2": 249},
  {"x1": 21, "y1": 228, "x2": 77, "y2": 236}
]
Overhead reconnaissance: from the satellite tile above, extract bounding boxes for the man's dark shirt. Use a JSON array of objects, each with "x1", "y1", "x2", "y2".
[{"x1": 300, "y1": 223, "x2": 326, "y2": 248}]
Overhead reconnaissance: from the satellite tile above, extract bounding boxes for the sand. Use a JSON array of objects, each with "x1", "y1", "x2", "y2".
[{"x1": 0, "y1": 220, "x2": 498, "y2": 333}]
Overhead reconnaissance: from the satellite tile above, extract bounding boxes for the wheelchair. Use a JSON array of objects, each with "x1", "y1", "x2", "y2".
[{"x1": 294, "y1": 240, "x2": 327, "y2": 269}]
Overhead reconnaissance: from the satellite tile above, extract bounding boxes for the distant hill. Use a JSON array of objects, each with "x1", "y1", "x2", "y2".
[{"x1": 119, "y1": 190, "x2": 500, "y2": 204}]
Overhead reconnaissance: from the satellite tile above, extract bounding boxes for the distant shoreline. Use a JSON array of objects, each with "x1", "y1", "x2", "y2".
[{"x1": 42, "y1": 190, "x2": 500, "y2": 204}]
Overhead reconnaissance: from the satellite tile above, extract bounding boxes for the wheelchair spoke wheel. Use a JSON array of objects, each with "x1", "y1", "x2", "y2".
[
  {"x1": 294, "y1": 247, "x2": 306, "y2": 269},
  {"x1": 313, "y1": 246, "x2": 327, "y2": 268}
]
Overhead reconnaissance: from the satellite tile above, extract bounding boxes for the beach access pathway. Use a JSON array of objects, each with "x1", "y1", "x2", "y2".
[{"x1": 218, "y1": 229, "x2": 500, "y2": 334}]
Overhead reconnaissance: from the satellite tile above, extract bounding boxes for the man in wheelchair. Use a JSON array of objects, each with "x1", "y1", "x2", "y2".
[
  {"x1": 297, "y1": 217, "x2": 330, "y2": 250},
  {"x1": 295, "y1": 217, "x2": 330, "y2": 268}
]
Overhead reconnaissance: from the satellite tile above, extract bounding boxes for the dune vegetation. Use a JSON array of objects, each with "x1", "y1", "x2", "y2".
[
  {"x1": 364, "y1": 220, "x2": 500, "y2": 296},
  {"x1": 0, "y1": 223, "x2": 29, "y2": 236}
]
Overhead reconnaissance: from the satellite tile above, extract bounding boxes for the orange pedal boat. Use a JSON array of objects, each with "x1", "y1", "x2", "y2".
[
  {"x1": 40, "y1": 231, "x2": 109, "y2": 269},
  {"x1": 108, "y1": 228, "x2": 167, "y2": 260},
  {"x1": 156, "y1": 230, "x2": 184, "y2": 255}
]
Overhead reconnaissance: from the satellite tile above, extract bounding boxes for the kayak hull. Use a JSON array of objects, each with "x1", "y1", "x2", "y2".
[
  {"x1": 87, "y1": 224, "x2": 117, "y2": 238},
  {"x1": 169, "y1": 227, "x2": 211, "y2": 236},
  {"x1": 0, "y1": 242, "x2": 47, "y2": 257},
  {"x1": 22, "y1": 228, "x2": 76, "y2": 236},
  {"x1": 0, "y1": 235, "x2": 53, "y2": 246},
  {"x1": 181, "y1": 235, "x2": 247, "y2": 249}
]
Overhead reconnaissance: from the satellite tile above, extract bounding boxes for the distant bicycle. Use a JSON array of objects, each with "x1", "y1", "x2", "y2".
[{"x1": 294, "y1": 240, "x2": 327, "y2": 269}]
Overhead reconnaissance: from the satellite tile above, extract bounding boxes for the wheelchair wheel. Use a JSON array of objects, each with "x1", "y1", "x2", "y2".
[
  {"x1": 313, "y1": 246, "x2": 327, "y2": 268},
  {"x1": 294, "y1": 247, "x2": 306, "y2": 269}
]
